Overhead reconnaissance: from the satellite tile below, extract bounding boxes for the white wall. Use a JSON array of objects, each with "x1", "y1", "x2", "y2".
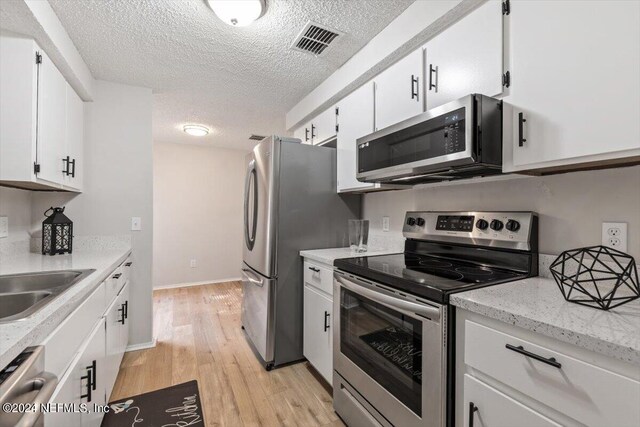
[
  {"x1": 153, "y1": 143, "x2": 246, "y2": 288},
  {"x1": 363, "y1": 166, "x2": 640, "y2": 260},
  {"x1": 0, "y1": 187, "x2": 31, "y2": 242},
  {"x1": 31, "y1": 80, "x2": 154, "y2": 346}
]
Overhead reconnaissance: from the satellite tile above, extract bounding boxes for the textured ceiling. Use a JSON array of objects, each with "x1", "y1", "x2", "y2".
[{"x1": 44, "y1": 0, "x2": 413, "y2": 151}]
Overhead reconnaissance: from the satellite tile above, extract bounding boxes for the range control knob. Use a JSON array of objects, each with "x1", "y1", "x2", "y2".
[
  {"x1": 475, "y1": 219, "x2": 489, "y2": 230},
  {"x1": 506, "y1": 219, "x2": 521, "y2": 232},
  {"x1": 490, "y1": 219, "x2": 504, "y2": 231},
  {"x1": 416, "y1": 218, "x2": 425, "y2": 227},
  {"x1": 406, "y1": 217, "x2": 416, "y2": 226}
]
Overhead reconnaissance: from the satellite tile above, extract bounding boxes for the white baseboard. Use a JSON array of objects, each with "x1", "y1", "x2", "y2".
[
  {"x1": 153, "y1": 277, "x2": 242, "y2": 290},
  {"x1": 126, "y1": 338, "x2": 157, "y2": 352}
]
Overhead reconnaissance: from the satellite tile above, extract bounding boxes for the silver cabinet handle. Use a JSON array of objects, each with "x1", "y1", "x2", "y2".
[
  {"x1": 335, "y1": 273, "x2": 441, "y2": 321},
  {"x1": 242, "y1": 268, "x2": 263, "y2": 287}
]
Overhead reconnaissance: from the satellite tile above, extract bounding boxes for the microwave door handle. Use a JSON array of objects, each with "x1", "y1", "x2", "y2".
[{"x1": 336, "y1": 274, "x2": 440, "y2": 321}]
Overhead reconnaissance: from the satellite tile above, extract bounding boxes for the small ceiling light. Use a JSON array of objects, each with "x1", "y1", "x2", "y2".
[
  {"x1": 207, "y1": 0, "x2": 266, "y2": 27},
  {"x1": 183, "y1": 125, "x2": 210, "y2": 137}
]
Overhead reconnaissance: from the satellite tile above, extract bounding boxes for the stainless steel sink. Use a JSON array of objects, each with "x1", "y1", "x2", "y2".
[{"x1": 0, "y1": 269, "x2": 95, "y2": 322}]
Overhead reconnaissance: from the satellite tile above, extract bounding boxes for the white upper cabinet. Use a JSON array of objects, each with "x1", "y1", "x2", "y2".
[
  {"x1": 37, "y1": 49, "x2": 67, "y2": 186},
  {"x1": 65, "y1": 84, "x2": 84, "y2": 190},
  {"x1": 374, "y1": 49, "x2": 424, "y2": 131},
  {"x1": 311, "y1": 106, "x2": 338, "y2": 145},
  {"x1": 0, "y1": 35, "x2": 84, "y2": 191},
  {"x1": 505, "y1": 0, "x2": 640, "y2": 172},
  {"x1": 424, "y1": 0, "x2": 504, "y2": 110},
  {"x1": 336, "y1": 82, "x2": 378, "y2": 193}
]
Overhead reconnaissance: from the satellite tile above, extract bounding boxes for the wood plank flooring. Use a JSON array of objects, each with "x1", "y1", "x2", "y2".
[{"x1": 111, "y1": 281, "x2": 344, "y2": 427}]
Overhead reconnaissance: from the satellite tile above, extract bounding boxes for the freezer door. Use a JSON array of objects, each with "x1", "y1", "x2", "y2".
[
  {"x1": 243, "y1": 137, "x2": 279, "y2": 278},
  {"x1": 241, "y1": 263, "x2": 276, "y2": 363}
]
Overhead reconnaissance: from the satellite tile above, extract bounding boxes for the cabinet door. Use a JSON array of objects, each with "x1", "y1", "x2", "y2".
[
  {"x1": 81, "y1": 319, "x2": 107, "y2": 427},
  {"x1": 303, "y1": 284, "x2": 333, "y2": 383},
  {"x1": 36, "y1": 50, "x2": 67, "y2": 185},
  {"x1": 374, "y1": 49, "x2": 424, "y2": 131},
  {"x1": 104, "y1": 294, "x2": 125, "y2": 402},
  {"x1": 119, "y1": 281, "x2": 131, "y2": 354},
  {"x1": 65, "y1": 84, "x2": 84, "y2": 190},
  {"x1": 47, "y1": 319, "x2": 106, "y2": 427},
  {"x1": 463, "y1": 375, "x2": 561, "y2": 427},
  {"x1": 46, "y1": 352, "x2": 83, "y2": 427},
  {"x1": 312, "y1": 106, "x2": 337, "y2": 145},
  {"x1": 425, "y1": 0, "x2": 503, "y2": 110},
  {"x1": 337, "y1": 82, "x2": 377, "y2": 192},
  {"x1": 506, "y1": 0, "x2": 640, "y2": 170}
]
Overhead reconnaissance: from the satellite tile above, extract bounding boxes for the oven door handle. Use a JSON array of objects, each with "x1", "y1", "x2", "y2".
[{"x1": 336, "y1": 274, "x2": 441, "y2": 322}]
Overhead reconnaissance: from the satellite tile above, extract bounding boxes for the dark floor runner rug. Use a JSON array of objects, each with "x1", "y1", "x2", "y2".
[{"x1": 101, "y1": 380, "x2": 204, "y2": 427}]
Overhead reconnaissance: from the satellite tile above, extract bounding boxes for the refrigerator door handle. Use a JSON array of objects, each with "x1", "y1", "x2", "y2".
[
  {"x1": 244, "y1": 159, "x2": 258, "y2": 251},
  {"x1": 242, "y1": 268, "x2": 264, "y2": 287}
]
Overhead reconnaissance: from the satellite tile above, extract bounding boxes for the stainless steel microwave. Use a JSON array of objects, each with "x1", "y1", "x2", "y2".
[{"x1": 356, "y1": 94, "x2": 503, "y2": 185}]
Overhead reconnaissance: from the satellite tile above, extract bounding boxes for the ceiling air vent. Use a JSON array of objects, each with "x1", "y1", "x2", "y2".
[
  {"x1": 291, "y1": 21, "x2": 342, "y2": 56},
  {"x1": 249, "y1": 134, "x2": 266, "y2": 141}
]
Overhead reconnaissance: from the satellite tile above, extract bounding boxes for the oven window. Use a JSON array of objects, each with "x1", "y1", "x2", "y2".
[
  {"x1": 358, "y1": 107, "x2": 466, "y2": 173},
  {"x1": 340, "y1": 288, "x2": 423, "y2": 416}
]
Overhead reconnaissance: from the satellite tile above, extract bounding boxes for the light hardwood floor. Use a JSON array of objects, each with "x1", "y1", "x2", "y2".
[{"x1": 111, "y1": 281, "x2": 345, "y2": 427}]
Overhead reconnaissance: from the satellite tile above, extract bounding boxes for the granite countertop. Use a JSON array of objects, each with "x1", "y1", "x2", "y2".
[
  {"x1": 300, "y1": 247, "x2": 403, "y2": 265},
  {"x1": 450, "y1": 277, "x2": 640, "y2": 365},
  {"x1": 0, "y1": 246, "x2": 131, "y2": 368}
]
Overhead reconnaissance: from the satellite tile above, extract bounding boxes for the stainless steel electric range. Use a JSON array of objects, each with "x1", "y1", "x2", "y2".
[{"x1": 332, "y1": 211, "x2": 538, "y2": 427}]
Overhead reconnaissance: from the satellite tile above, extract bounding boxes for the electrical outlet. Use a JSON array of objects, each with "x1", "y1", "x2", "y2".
[
  {"x1": 0, "y1": 216, "x2": 7, "y2": 238},
  {"x1": 602, "y1": 222, "x2": 627, "y2": 252},
  {"x1": 190, "y1": 259, "x2": 197, "y2": 268},
  {"x1": 131, "y1": 217, "x2": 142, "y2": 231},
  {"x1": 382, "y1": 216, "x2": 390, "y2": 232}
]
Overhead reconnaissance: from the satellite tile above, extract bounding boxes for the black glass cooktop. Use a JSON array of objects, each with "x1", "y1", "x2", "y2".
[{"x1": 334, "y1": 252, "x2": 528, "y2": 303}]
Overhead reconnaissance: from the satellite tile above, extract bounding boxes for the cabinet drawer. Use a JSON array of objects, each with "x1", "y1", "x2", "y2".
[
  {"x1": 105, "y1": 265, "x2": 125, "y2": 305},
  {"x1": 463, "y1": 374, "x2": 560, "y2": 427},
  {"x1": 303, "y1": 261, "x2": 333, "y2": 295},
  {"x1": 41, "y1": 283, "x2": 105, "y2": 378},
  {"x1": 465, "y1": 320, "x2": 640, "y2": 426},
  {"x1": 121, "y1": 256, "x2": 133, "y2": 285}
]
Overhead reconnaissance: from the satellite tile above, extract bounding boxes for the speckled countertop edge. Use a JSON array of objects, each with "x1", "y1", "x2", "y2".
[
  {"x1": 450, "y1": 277, "x2": 640, "y2": 365},
  {"x1": 300, "y1": 247, "x2": 404, "y2": 265},
  {"x1": 0, "y1": 247, "x2": 131, "y2": 368}
]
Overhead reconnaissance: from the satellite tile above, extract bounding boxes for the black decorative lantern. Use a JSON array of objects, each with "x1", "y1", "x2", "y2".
[{"x1": 42, "y1": 207, "x2": 73, "y2": 256}]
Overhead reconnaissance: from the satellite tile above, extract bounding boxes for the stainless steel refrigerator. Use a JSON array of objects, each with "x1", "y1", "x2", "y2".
[{"x1": 241, "y1": 136, "x2": 360, "y2": 370}]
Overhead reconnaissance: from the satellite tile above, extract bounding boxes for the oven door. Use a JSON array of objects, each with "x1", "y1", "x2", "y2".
[{"x1": 333, "y1": 270, "x2": 447, "y2": 427}]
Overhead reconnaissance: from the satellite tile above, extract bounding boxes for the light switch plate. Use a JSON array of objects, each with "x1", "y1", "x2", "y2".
[
  {"x1": 131, "y1": 217, "x2": 142, "y2": 231},
  {"x1": 0, "y1": 216, "x2": 7, "y2": 238},
  {"x1": 382, "y1": 216, "x2": 390, "y2": 232}
]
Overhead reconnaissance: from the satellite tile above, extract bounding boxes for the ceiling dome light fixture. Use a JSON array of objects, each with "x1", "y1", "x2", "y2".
[
  {"x1": 183, "y1": 124, "x2": 210, "y2": 137},
  {"x1": 207, "y1": 0, "x2": 266, "y2": 27}
]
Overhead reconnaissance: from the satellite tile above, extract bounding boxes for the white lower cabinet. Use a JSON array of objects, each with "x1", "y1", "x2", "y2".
[
  {"x1": 458, "y1": 313, "x2": 640, "y2": 427},
  {"x1": 463, "y1": 375, "x2": 560, "y2": 427},
  {"x1": 46, "y1": 319, "x2": 106, "y2": 427},
  {"x1": 104, "y1": 281, "x2": 130, "y2": 400},
  {"x1": 43, "y1": 256, "x2": 133, "y2": 426},
  {"x1": 303, "y1": 284, "x2": 333, "y2": 383},
  {"x1": 302, "y1": 258, "x2": 334, "y2": 384}
]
